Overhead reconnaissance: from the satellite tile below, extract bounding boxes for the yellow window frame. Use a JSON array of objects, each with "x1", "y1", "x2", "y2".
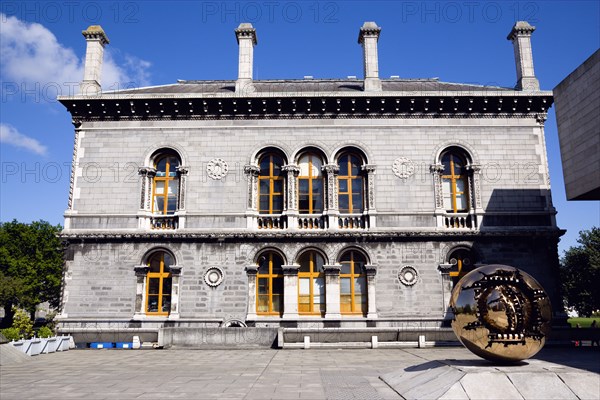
[
  {"x1": 298, "y1": 252, "x2": 325, "y2": 316},
  {"x1": 340, "y1": 251, "x2": 367, "y2": 315},
  {"x1": 256, "y1": 253, "x2": 283, "y2": 316},
  {"x1": 258, "y1": 154, "x2": 284, "y2": 214},
  {"x1": 338, "y1": 153, "x2": 364, "y2": 214},
  {"x1": 145, "y1": 253, "x2": 172, "y2": 316},
  {"x1": 442, "y1": 153, "x2": 469, "y2": 213},
  {"x1": 152, "y1": 155, "x2": 179, "y2": 215},
  {"x1": 298, "y1": 153, "x2": 324, "y2": 214}
]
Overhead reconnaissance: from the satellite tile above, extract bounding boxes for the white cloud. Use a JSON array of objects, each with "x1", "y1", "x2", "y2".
[
  {"x1": 0, "y1": 123, "x2": 48, "y2": 156},
  {"x1": 0, "y1": 13, "x2": 151, "y2": 95}
]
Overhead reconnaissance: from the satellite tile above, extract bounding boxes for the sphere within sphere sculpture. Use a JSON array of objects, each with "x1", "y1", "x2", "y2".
[{"x1": 449, "y1": 264, "x2": 552, "y2": 363}]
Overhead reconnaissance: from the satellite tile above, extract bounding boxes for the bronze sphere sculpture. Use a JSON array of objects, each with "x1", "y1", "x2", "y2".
[{"x1": 450, "y1": 264, "x2": 552, "y2": 363}]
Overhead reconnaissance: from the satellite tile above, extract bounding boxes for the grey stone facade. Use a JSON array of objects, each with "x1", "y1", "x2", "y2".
[
  {"x1": 554, "y1": 49, "x2": 600, "y2": 200},
  {"x1": 56, "y1": 22, "x2": 563, "y2": 344}
]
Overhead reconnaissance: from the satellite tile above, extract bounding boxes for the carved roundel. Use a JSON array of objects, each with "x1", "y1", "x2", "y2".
[
  {"x1": 399, "y1": 266, "x2": 419, "y2": 286},
  {"x1": 204, "y1": 267, "x2": 224, "y2": 287},
  {"x1": 207, "y1": 158, "x2": 229, "y2": 180},
  {"x1": 392, "y1": 157, "x2": 416, "y2": 180}
]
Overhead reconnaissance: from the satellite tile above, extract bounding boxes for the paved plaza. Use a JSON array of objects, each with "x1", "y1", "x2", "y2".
[{"x1": 1, "y1": 347, "x2": 599, "y2": 399}]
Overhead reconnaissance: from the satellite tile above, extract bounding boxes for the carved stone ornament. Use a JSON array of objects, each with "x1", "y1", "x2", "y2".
[
  {"x1": 398, "y1": 266, "x2": 419, "y2": 286},
  {"x1": 392, "y1": 157, "x2": 416, "y2": 180},
  {"x1": 206, "y1": 158, "x2": 229, "y2": 180},
  {"x1": 204, "y1": 267, "x2": 224, "y2": 287}
]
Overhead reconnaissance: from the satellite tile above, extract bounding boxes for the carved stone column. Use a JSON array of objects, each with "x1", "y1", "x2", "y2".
[
  {"x1": 361, "y1": 164, "x2": 377, "y2": 228},
  {"x1": 365, "y1": 264, "x2": 378, "y2": 319},
  {"x1": 175, "y1": 166, "x2": 189, "y2": 229},
  {"x1": 430, "y1": 163, "x2": 445, "y2": 227},
  {"x1": 245, "y1": 265, "x2": 258, "y2": 320},
  {"x1": 324, "y1": 265, "x2": 341, "y2": 319},
  {"x1": 176, "y1": 166, "x2": 189, "y2": 211},
  {"x1": 322, "y1": 164, "x2": 339, "y2": 229},
  {"x1": 133, "y1": 266, "x2": 149, "y2": 318},
  {"x1": 282, "y1": 164, "x2": 300, "y2": 229},
  {"x1": 137, "y1": 167, "x2": 156, "y2": 230},
  {"x1": 243, "y1": 164, "x2": 260, "y2": 229},
  {"x1": 282, "y1": 264, "x2": 299, "y2": 319},
  {"x1": 438, "y1": 263, "x2": 454, "y2": 320},
  {"x1": 466, "y1": 164, "x2": 483, "y2": 229},
  {"x1": 168, "y1": 265, "x2": 183, "y2": 319}
]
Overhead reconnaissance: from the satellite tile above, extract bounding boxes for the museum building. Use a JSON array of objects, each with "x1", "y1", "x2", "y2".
[{"x1": 57, "y1": 22, "x2": 563, "y2": 346}]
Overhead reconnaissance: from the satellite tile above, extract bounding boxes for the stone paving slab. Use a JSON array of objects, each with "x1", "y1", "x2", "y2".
[{"x1": 0, "y1": 347, "x2": 598, "y2": 400}]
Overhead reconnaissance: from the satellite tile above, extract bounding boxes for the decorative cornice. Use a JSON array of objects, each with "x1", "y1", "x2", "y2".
[
  {"x1": 60, "y1": 228, "x2": 565, "y2": 242},
  {"x1": 235, "y1": 23, "x2": 257, "y2": 45},
  {"x1": 60, "y1": 95, "x2": 554, "y2": 122},
  {"x1": 358, "y1": 22, "x2": 381, "y2": 44},
  {"x1": 507, "y1": 21, "x2": 535, "y2": 41},
  {"x1": 82, "y1": 25, "x2": 109, "y2": 45}
]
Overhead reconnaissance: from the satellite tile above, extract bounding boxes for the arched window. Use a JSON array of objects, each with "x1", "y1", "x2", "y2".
[
  {"x1": 340, "y1": 250, "x2": 368, "y2": 315},
  {"x1": 298, "y1": 153, "x2": 324, "y2": 214},
  {"x1": 298, "y1": 251, "x2": 325, "y2": 315},
  {"x1": 256, "y1": 252, "x2": 284, "y2": 315},
  {"x1": 152, "y1": 153, "x2": 180, "y2": 215},
  {"x1": 146, "y1": 251, "x2": 173, "y2": 315},
  {"x1": 448, "y1": 248, "x2": 476, "y2": 285},
  {"x1": 441, "y1": 150, "x2": 469, "y2": 213},
  {"x1": 258, "y1": 152, "x2": 285, "y2": 214},
  {"x1": 338, "y1": 152, "x2": 364, "y2": 214}
]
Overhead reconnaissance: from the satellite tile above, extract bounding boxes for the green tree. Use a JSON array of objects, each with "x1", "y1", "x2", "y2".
[
  {"x1": 0, "y1": 220, "x2": 64, "y2": 328},
  {"x1": 560, "y1": 227, "x2": 600, "y2": 317}
]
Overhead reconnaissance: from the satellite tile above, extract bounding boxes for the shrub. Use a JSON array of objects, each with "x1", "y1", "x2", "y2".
[
  {"x1": 37, "y1": 326, "x2": 54, "y2": 338},
  {"x1": 1, "y1": 327, "x2": 21, "y2": 341},
  {"x1": 12, "y1": 308, "x2": 33, "y2": 339}
]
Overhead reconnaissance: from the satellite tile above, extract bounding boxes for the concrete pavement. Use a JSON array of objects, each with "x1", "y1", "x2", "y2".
[{"x1": 1, "y1": 347, "x2": 598, "y2": 399}]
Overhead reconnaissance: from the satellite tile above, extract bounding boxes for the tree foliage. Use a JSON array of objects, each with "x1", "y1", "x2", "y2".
[
  {"x1": 560, "y1": 227, "x2": 600, "y2": 317},
  {"x1": 0, "y1": 220, "x2": 64, "y2": 328}
]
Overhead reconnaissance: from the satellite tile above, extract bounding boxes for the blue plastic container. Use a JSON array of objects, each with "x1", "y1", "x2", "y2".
[
  {"x1": 90, "y1": 342, "x2": 114, "y2": 349},
  {"x1": 115, "y1": 342, "x2": 133, "y2": 349}
]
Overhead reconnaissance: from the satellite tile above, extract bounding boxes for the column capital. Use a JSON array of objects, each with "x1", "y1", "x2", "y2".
[
  {"x1": 138, "y1": 166, "x2": 156, "y2": 177},
  {"x1": 244, "y1": 164, "x2": 260, "y2": 176},
  {"x1": 365, "y1": 264, "x2": 378, "y2": 276},
  {"x1": 465, "y1": 164, "x2": 482, "y2": 173},
  {"x1": 134, "y1": 266, "x2": 149, "y2": 276},
  {"x1": 282, "y1": 164, "x2": 300, "y2": 175},
  {"x1": 176, "y1": 165, "x2": 189, "y2": 175},
  {"x1": 322, "y1": 164, "x2": 340, "y2": 174},
  {"x1": 282, "y1": 264, "x2": 300, "y2": 275},
  {"x1": 245, "y1": 265, "x2": 258, "y2": 275},
  {"x1": 361, "y1": 164, "x2": 377, "y2": 173},
  {"x1": 170, "y1": 265, "x2": 183, "y2": 275},
  {"x1": 323, "y1": 264, "x2": 342, "y2": 275},
  {"x1": 430, "y1": 163, "x2": 445, "y2": 174}
]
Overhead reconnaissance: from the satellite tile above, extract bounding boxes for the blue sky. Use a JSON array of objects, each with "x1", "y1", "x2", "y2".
[{"x1": 0, "y1": 1, "x2": 598, "y2": 255}]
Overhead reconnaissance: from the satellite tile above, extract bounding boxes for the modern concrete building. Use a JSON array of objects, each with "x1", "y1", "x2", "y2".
[
  {"x1": 553, "y1": 49, "x2": 600, "y2": 200},
  {"x1": 56, "y1": 22, "x2": 564, "y2": 346}
]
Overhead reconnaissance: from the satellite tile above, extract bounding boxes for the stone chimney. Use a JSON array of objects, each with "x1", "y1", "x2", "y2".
[
  {"x1": 80, "y1": 25, "x2": 109, "y2": 96},
  {"x1": 235, "y1": 23, "x2": 257, "y2": 94},
  {"x1": 507, "y1": 21, "x2": 539, "y2": 91},
  {"x1": 358, "y1": 22, "x2": 382, "y2": 92}
]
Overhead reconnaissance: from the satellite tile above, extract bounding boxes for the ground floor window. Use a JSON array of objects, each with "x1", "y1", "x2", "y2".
[
  {"x1": 257, "y1": 252, "x2": 284, "y2": 315},
  {"x1": 340, "y1": 250, "x2": 367, "y2": 315},
  {"x1": 146, "y1": 251, "x2": 173, "y2": 315},
  {"x1": 298, "y1": 251, "x2": 326, "y2": 316}
]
